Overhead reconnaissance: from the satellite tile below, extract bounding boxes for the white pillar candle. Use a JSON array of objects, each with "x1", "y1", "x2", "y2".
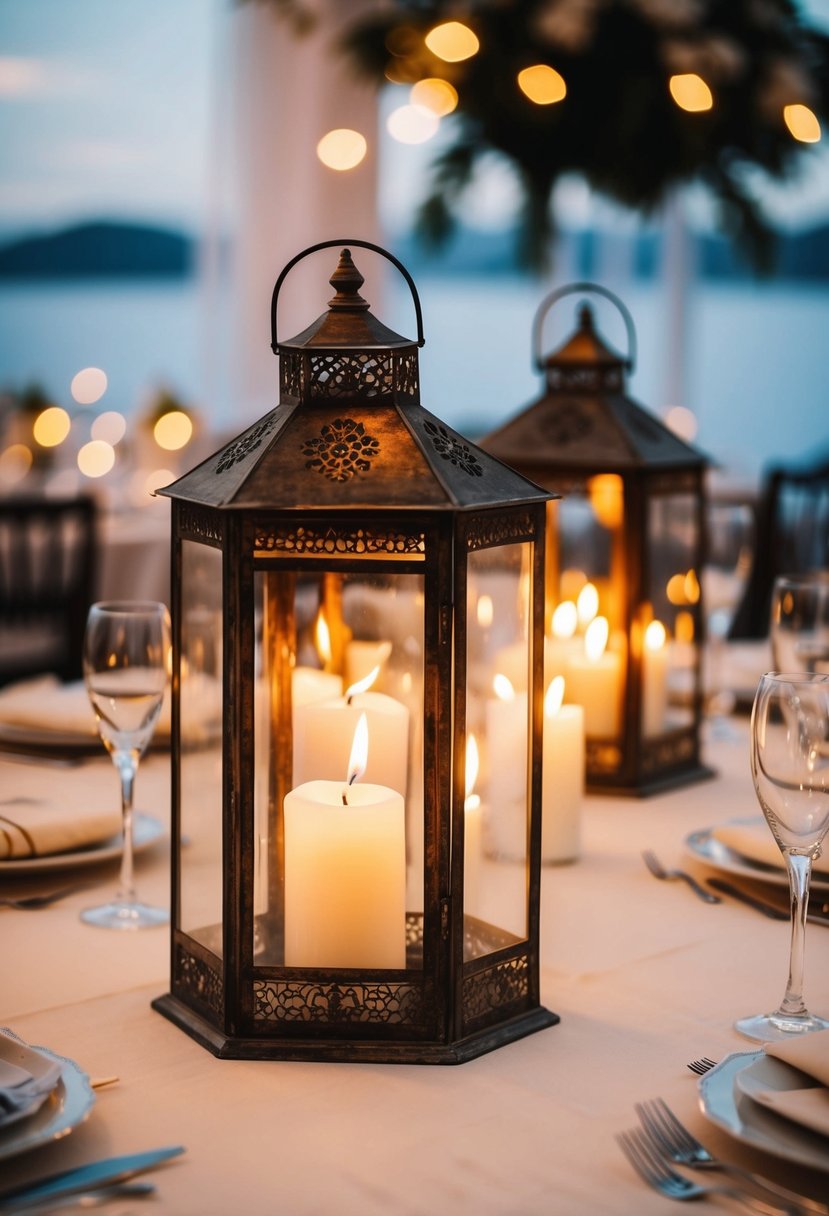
[
  {"x1": 642, "y1": 620, "x2": 669, "y2": 737},
  {"x1": 284, "y1": 779, "x2": 406, "y2": 969},
  {"x1": 565, "y1": 617, "x2": 623, "y2": 737},
  {"x1": 344, "y1": 640, "x2": 392, "y2": 690},
  {"x1": 542, "y1": 677, "x2": 584, "y2": 864},
  {"x1": 484, "y1": 674, "x2": 528, "y2": 859},
  {"x1": 292, "y1": 667, "x2": 343, "y2": 708},
  {"x1": 293, "y1": 688, "x2": 409, "y2": 795},
  {"x1": 463, "y1": 734, "x2": 483, "y2": 918}
]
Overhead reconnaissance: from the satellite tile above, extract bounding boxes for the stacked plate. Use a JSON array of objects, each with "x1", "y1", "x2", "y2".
[
  {"x1": 0, "y1": 1030, "x2": 94, "y2": 1161},
  {"x1": 685, "y1": 816, "x2": 829, "y2": 901}
]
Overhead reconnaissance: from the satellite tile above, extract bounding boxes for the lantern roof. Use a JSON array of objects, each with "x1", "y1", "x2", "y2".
[
  {"x1": 544, "y1": 302, "x2": 626, "y2": 370},
  {"x1": 161, "y1": 248, "x2": 552, "y2": 513}
]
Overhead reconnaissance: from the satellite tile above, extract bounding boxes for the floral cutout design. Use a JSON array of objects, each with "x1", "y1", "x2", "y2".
[
  {"x1": 216, "y1": 415, "x2": 278, "y2": 474},
  {"x1": 302, "y1": 418, "x2": 380, "y2": 482},
  {"x1": 423, "y1": 420, "x2": 483, "y2": 477}
]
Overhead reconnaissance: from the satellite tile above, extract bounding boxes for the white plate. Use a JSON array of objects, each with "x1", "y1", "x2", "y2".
[
  {"x1": 699, "y1": 1051, "x2": 829, "y2": 1173},
  {"x1": 684, "y1": 821, "x2": 829, "y2": 895},
  {"x1": 0, "y1": 1032, "x2": 94, "y2": 1162},
  {"x1": 0, "y1": 813, "x2": 163, "y2": 877}
]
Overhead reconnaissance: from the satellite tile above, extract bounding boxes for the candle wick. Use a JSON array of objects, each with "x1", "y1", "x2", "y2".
[
  {"x1": 342, "y1": 788, "x2": 349, "y2": 806},
  {"x1": 346, "y1": 694, "x2": 353, "y2": 707}
]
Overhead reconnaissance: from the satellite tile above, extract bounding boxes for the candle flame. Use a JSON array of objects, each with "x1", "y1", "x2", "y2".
[
  {"x1": 644, "y1": 620, "x2": 667, "y2": 652},
  {"x1": 584, "y1": 617, "x2": 609, "y2": 662},
  {"x1": 315, "y1": 612, "x2": 332, "y2": 666},
  {"x1": 465, "y1": 734, "x2": 479, "y2": 800},
  {"x1": 346, "y1": 712, "x2": 369, "y2": 788},
  {"x1": 493, "y1": 673, "x2": 515, "y2": 702},
  {"x1": 476, "y1": 594, "x2": 494, "y2": 628},
  {"x1": 551, "y1": 600, "x2": 577, "y2": 639},
  {"x1": 576, "y1": 582, "x2": 599, "y2": 626},
  {"x1": 345, "y1": 664, "x2": 380, "y2": 702},
  {"x1": 544, "y1": 675, "x2": 565, "y2": 717}
]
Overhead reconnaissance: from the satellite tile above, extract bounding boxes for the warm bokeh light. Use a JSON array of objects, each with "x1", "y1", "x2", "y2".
[
  {"x1": 664, "y1": 405, "x2": 698, "y2": 441},
  {"x1": 544, "y1": 675, "x2": 565, "y2": 717},
  {"x1": 91, "y1": 410, "x2": 127, "y2": 445},
  {"x1": 783, "y1": 103, "x2": 821, "y2": 143},
  {"x1": 70, "y1": 366, "x2": 108, "y2": 405},
  {"x1": 559, "y1": 568, "x2": 587, "y2": 601},
  {"x1": 684, "y1": 569, "x2": 700, "y2": 604},
  {"x1": 493, "y1": 673, "x2": 515, "y2": 702},
  {"x1": 644, "y1": 620, "x2": 667, "y2": 651},
  {"x1": 585, "y1": 617, "x2": 609, "y2": 662},
  {"x1": 517, "y1": 64, "x2": 566, "y2": 105},
  {"x1": 666, "y1": 573, "x2": 687, "y2": 605},
  {"x1": 77, "y1": 439, "x2": 115, "y2": 478},
  {"x1": 476, "y1": 594, "x2": 494, "y2": 628},
  {"x1": 411, "y1": 77, "x2": 458, "y2": 116},
  {"x1": 33, "y1": 406, "x2": 71, "y2": 447},
  {"x1": 465, "y1": 734, "x2": 479, "y2": 803},
  {"x1": 589, "y1": 473, "x2": 624, "y2": 529},
  {"x1": 386, "y1": 104, "x2": 440, "y2": 144},
  {"x1": 576, "y1": 582, "x2": 599, "y2": 626},
  {"x1": 551, "y1": 600, "x2": 578, "y2": 639},
  {"x1": 316, "y1": 128, "x2": 368, "y2": 171},
  {"x1": 675, "y1": 610, "x2": 695, "y2": 643},
  {"x1": 153, "y1": 410, "x2": 193, "y2": 451},
  {"x1": 669, "y1": 73, "x2": 713, "y2": 112},
  {"x1": 424, "y1": 20, "x2": 479, "y2": 63},
  {"x1": 144, "y1": 467, "x2": 174, "y2": 496},
  {"x1": 315, "y1": 613, "x2": 332, "y2": 666},
  {"x1": 0, "y1": 443, "x2": 33, "y2": 485}
]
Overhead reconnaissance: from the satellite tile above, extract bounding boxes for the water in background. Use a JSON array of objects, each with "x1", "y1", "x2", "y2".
[{"x1": 1, "y1": 275, "x2": 827, "y2": 482}]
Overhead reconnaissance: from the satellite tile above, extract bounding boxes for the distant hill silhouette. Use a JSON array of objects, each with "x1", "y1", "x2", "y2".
[{"x1": 0, "y1": 220, "x2": 193, "y2": 279}]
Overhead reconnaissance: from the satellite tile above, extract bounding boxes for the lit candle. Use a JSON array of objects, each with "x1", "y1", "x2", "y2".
[
  {"x1": 293, "y1": 666, "x2": 409, "y2": 795},
  {"x1": 642, "y1": 619, "x2": 668, "y2": 737},
  {"x1": 565, "y1": 617, "x2": 623, "y2": 737},
  {"x1": 464, "y1": 734, "x2": 483, "y2": 917},
  {"x1": 484, "y1": 673, "x2": 528, "y2": 858},
  {"x1": 542, "y1": 677, "x2": 584, "y2": 864},
  {"x1": 284, "y1": 713, "x2": 406, "y2": 969},
  {"x1": 545, "y1": 600, "x2": 581, "y2": 680},
  {"x1": 344, "y1": 639, "x2": 392, "y2": 690}
]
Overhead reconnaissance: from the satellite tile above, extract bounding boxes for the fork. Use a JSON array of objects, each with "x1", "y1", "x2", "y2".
[
  {"x1": 641, "y1": 850, "x2": 722, "y2": 903},
  {"x1": 0, "y1": 885, "x2": 90, "y2": 910},
  {"x1": 635, "y1": 1098, "x2": 828, "y2": 1215},
  {"x1": 687, "y1": 1056, "x2": 718, "y2": 1075},
  {"x1": 617, "y1": 1127, "x2": 794, "y2": 1214}
]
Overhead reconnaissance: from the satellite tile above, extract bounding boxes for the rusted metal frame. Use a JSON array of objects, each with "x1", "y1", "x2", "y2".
[
  {"x1": 263, "y1": 569, "x2": 296, "y2": 966},
  {"x1": 450, "y1": 513, "x2": 469, "y2": 1045},
  {"x1": 170, "y1": 504, "x2": 184, "y2": 961},
  {"x1": 690, "y1": 468, "x2": 707, "y2": 755},
  {"x1": 620, "y1": 474, "x2": 645, "y2": 788},
  {"x1": 527, "y1": 501, "x2": 546, "y2": 1007}
]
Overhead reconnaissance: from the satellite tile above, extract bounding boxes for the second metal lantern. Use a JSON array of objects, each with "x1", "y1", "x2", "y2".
[
  {"x1": 482, "y1": 283, "x2": 710, "y2": 796},
  {"x1": 153, "y1": 240, "x2": 558, "y2": 1062}
]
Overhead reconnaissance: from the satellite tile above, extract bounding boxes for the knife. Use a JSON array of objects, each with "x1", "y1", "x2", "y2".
[
  {"x1": 707, "y1": 877, "x2": 829, "y2": 925},
  {"x1": 0, "y1": 1145, "x2": 185, "y2": 1212}
]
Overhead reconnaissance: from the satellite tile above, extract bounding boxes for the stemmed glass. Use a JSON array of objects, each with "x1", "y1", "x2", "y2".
[
  {"x1": 770, "y1": 573, "x2": 829, "y2": 675},
  {"x1": 702, "y1": 502, "x2": 754, "y2": 736},
  {"x1": 81, "y1": 601, "x2": 170, "y2": 929},
  {"x1": 735, "y1": 671, "x2": 829, "y2": 1041}
]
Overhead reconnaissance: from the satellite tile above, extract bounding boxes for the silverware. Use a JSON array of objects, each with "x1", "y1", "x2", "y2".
[
  {"x1": 20, "y1": 1181, "x2": 156, "y2": 1215},
  {"x1": 686, "y1": 1056, "x2": 717, "y2": 1075},
  {"x1": 636, "y1": 1098, "x2": 827, "y2": 1215},
  {"x1": 707, "y1": 877, "x2": 829, "y2": 925},
  {"x1": 641, "y1": 850, "x2": 722, "y2": 903},
  {"x1": 0, "y1": 885, "x2": 91, "y2": 910},
  {"x1": 617, "y1": 1127, "x2": 794, "y2": 1214},
  {"x1": 0, "y1": 1145, "x2": 185, "y2": 1212}
]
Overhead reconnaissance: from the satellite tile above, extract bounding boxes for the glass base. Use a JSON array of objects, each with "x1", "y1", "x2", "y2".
[
  {"x1": 81, "y1": 900, "x2": 169, "y2": 930},
  {"x1": 735, "y1": 1009, "x2": 829, "y2": 1043}
]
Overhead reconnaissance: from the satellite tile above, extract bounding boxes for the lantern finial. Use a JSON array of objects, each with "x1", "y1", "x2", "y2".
[{"x1": 328, "y1": 249, "x2": 370, "y2": 313}]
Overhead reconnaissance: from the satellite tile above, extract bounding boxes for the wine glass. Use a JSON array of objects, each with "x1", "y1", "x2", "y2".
[
  {"x1": 735, "y1": 671, "x2": 829, "y2": 1041},
  {"x1": 702, "y1": 502, "x2": 755, "y2": 736},
  {"x1": 81, "y1": 601, "x2": 170, "y2": 929},
  {"x1": 770, "y1": 573, "x2": 829, "y2": 675}
]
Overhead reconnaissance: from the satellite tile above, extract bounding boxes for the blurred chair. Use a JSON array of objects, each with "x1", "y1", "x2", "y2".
[
  {"x1": 0, "y1": 496, "x2": 98, "y2": 686},
  {"x1": 729, "y1": 452, "x2": 829, "y2": 639}
]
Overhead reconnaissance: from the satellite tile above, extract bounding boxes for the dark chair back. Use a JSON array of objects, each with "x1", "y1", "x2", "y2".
[
  {"x1": 0, "y1": 496, "x2": 98, "y2": 685},
  {"x1": 729, "y1": 452, "x2": 829, "y2": 639}
]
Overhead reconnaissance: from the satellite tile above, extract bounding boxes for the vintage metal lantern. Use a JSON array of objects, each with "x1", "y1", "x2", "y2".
[
  {"x1": 482, "y1": 283, "x2": 710, "y2": 796},
  {"x1": 153, "y1": 240, "x2": 558, "y2": 1061}
]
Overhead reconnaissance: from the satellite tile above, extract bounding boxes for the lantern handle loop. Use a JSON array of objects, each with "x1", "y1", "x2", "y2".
[
  {"x1": 270, "y1": 239, "x2": 425, "y2": 352},
  {"x1": 532, "y1": 281, "x2": 636, "y2": 373}
]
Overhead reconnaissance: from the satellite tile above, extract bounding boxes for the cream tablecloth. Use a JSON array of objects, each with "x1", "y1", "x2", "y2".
[{"x1": 1, "y1": 723, "x2": 828, "y2": 1213}]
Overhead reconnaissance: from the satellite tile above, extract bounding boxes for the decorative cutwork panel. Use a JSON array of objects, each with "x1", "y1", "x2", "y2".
[
  {"x1": 586, "y1": 739, "x2": 623, "y2": 774},
  {"x1": 280, "y1": 353, "x2": 303, "y2": 399},
  {"x1": 547, "y1": 367, "x2": 623, "y2": 393},
  {"x1": 255, "y1": 524, "x2": 425, "y2": 558},
  {"x1": 640, "y1": 729, "x2": 695, "y2": 775},
  {"x1": 216, "y1": 414, "x2": 279, "y2": 474},
  {"x1": 302, "y1": 418, "x2": 380, "y2": 482},
  {"x1": 176, "y1": 945, "x2": 223, "y2": 1018},
  {"x1": 308, "y1": 353, "x2": 394, "y2": 398},
  {"x1": 465, "y1": 511, "x2": 536, "y2": 552},
  {"x1": 177, "y1": 503, "x2": 223, "y2": 546},
  {"x1": 543, "y1": 400, "x2": 594, "y2": 445},
  {"x1": 396, "y1": 351, "x2": 419, "y2": 398},
  {"x1": 423, "y1": 421, "x2": 483, "y2": 478},
  {"x1": 463, "y1": 956, "x2": 529, "y2": 1026},
  {"x1": 253, "y1": 980, "x2": 424, "y2": 1025}
]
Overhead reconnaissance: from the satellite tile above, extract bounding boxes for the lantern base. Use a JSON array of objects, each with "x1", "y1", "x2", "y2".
[
  {"x1": 587, "y1": 760, "x2": 716, "y2": 798},
  {"x1": 151, "y1": 992, "x2": 558, "y2": 1064}
]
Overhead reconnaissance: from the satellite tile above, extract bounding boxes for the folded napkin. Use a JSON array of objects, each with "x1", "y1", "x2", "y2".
[
  {"x1": 0, "y1": 1041, "x2": 62, "y2": 1129},
  {"x1": 749, "y1": 1029, "x2": 829, "y2": 1138},
  {"x1": 713, "y1": 818, "x2": 829, "y2": 878},
  {"x1": 0, "y1": 796, "x2": 121, "y2": 860}
]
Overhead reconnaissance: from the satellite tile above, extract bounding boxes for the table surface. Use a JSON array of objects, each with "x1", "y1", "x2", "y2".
[{"x1": 2, "y1": 721, "x2": 828, "y2": 1214}]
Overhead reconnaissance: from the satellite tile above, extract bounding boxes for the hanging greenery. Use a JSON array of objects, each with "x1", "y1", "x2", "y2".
[{"x1": 320, "y1": 0, "x2": 829, "y2": 270}]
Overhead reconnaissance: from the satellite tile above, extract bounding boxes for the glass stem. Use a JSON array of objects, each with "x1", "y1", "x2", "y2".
[
  {"x1": 779, "y1": 851, "x2": 812, "y2": 1017},
  {"x1": 115, "y1": 752, "x2": 138, "y2": 906}
]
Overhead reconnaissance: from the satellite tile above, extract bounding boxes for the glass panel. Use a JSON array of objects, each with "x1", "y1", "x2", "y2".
[
  {"x1": 465, "y1": 542, "x2": 530, "y2": 960},
  {"x1": 547, "y1": 486, "x2": 626, "y2": 739},
  {"x1": 179, "y1": 540, "x2": 224, "y2": 956},
  {"x1": 646, "y1": 492, "x2": 701, "y2": 733},
  {"x1": 252, "y1": 568, "x2": 424, "y2": 969}
]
